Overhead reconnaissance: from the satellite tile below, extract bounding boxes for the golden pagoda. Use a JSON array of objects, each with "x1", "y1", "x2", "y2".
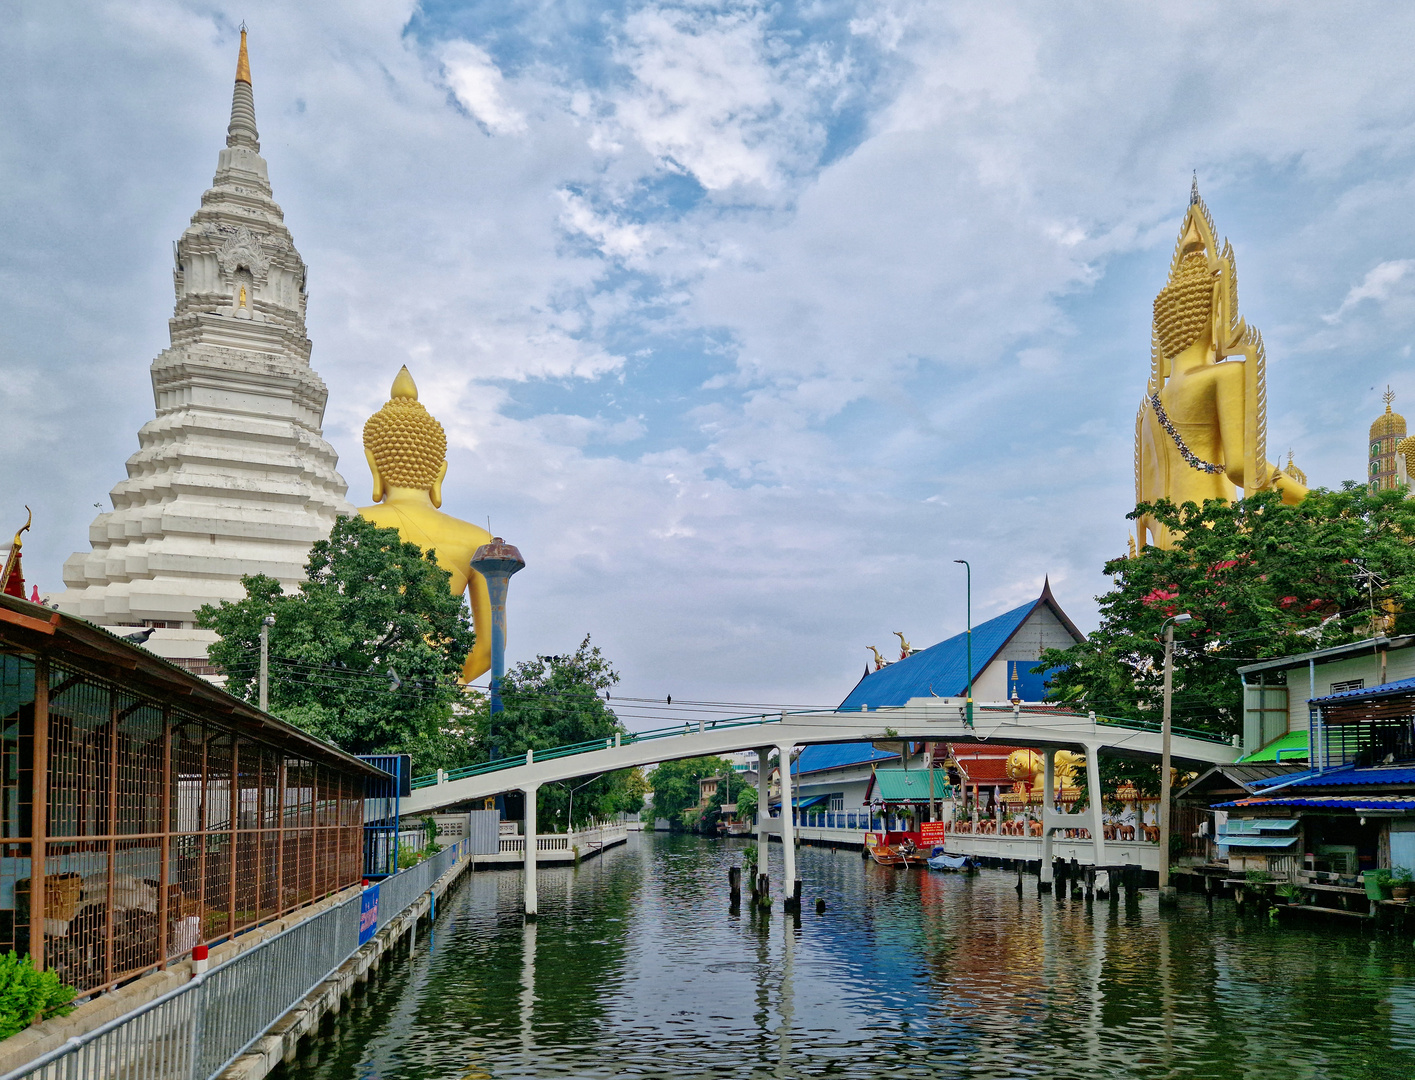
[{"x1": 1369, "y1": 387, "x2": 1406, "y2": 492}]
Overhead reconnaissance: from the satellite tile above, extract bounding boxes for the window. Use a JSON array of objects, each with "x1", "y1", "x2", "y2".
[
  {"x1": 829, "y1": 794, "x2": 844, "y2": 812},
  {"x1": 1330, "y1": 679, "x2": 1365, "y2": 694}
]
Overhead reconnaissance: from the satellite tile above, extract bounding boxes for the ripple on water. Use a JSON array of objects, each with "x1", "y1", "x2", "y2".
[{"x1": 282, "y1": 834, "x2": 1415, "y2": 1080}]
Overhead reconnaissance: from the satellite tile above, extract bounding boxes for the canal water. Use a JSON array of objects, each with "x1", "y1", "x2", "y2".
[{"x1": 283, "y1": 834, "x2": 1415, "y2": 1080}]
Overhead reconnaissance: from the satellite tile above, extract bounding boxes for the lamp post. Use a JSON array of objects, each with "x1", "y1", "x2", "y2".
[
  {"x1": 954, "y1": 560, "x2": 973, "y2": 727},
  {"x1": 1158, "y1": 611, "x2": 1193, "y2": 904}
]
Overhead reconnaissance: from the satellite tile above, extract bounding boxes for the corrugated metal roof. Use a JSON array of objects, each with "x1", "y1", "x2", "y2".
[
  {"x1": 1311, "y1": 677, "x2": 1415, "y2": 706},
  {"x1": 1237, "y1": 730, "x2": 1308, "y2": 763},
  {"x1": 794, "y1": 742, "x2": 902, "y2": 774},
  {"x1": 1219, "y1": 835, "x2": 1300, "y2": 848},
  {"x1": 1219, "y1": 796, "x2": 1415, "y2": 810},
  {"x1": 868, "y1": 768, "x2": 947, "y2": 803},
  {"x1": 1284, "y1": 765, "x2": 1415, "y2": 787}
]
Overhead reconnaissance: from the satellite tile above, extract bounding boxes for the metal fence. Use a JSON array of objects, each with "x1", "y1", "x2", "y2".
[{"x1": 3, "y1": 841, "x2": 466, "y2": 1080}]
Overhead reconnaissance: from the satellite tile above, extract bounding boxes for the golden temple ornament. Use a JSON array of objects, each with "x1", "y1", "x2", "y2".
[{"x1": 1133, "y1": 181, "x2": 1307, "y2": 549}]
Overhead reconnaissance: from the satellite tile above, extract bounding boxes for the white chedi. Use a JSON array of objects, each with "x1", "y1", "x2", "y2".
[{"x1": 56, "y1": 33, "x2": 354, "y2": 669}]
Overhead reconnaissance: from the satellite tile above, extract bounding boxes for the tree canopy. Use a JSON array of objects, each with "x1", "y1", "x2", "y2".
[
  {"x1": 1040, "y1": 485, "x2": 1415, "y2": 741},
  {"x1": 478, "y1": 636, "x2": 646, "y2": 828},
  {"x1": 196, "y1": 515, "x2": 476, "y2": 759},
  {"x1": 649, "y1": 756, "x2": 753, "y2": 831}
]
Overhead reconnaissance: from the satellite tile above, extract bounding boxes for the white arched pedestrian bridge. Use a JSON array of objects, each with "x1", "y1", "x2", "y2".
[{"x1": 406, "y1": 698, "x2": 1239, "y2": 915}]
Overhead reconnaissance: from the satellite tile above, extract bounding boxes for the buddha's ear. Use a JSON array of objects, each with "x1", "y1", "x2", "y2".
[
  {"x1": 365, "y1": 447, "x2": 383, "y2": 503},
  {"x1": 431, "y1": 460, "x2": 448, "y2": 509}
]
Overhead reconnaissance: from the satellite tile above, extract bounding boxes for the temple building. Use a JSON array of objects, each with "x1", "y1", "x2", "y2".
[
  {"x1": 1370, "y1": 388, "x2": 1406, "y2": 493},
  {"x1": 791, "y1": 583, "x2": 1086, "y2": 811},
  {"x1": 55, "y1": 32, "x2": 354, "y2": 672}
]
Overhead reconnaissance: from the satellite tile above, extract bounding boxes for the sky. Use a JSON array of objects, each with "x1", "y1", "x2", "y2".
[{"x1": 5, "y1": 2, "x2": 1415, "y2": 711}]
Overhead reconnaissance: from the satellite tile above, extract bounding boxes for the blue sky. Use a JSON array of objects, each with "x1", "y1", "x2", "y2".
[{"x1": 5, "y1": 2, "x2": 1415, "y2": 707}]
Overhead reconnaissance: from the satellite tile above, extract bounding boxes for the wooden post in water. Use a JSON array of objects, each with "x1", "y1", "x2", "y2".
[
  {"x1": 756, "y1": 873, "x2": 771, "y2": 910},
  {"x1": 729, "y1": 865, "x2": 741, "y2": 906}
]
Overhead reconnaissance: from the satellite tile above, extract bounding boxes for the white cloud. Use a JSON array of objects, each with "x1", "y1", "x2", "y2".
[
  {"x1": 1323, "y1": 259, "x2": 1415, "y2": 324},
  {"x1": 600, "y1": 3, "x2": 845, "y2": 191},
  {"x1": 16, "y1": 2, "x2": 1415, "y2": 711},
  {"x1": 441, "y1": 40, "x2": 526, "y2": 136}
]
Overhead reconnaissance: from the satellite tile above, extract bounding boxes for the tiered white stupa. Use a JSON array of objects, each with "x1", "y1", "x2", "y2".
[{"x1": 57, "y1": 31, "x2": 355, "y2": 670}]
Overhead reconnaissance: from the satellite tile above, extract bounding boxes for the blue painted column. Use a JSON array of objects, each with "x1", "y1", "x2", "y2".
[{"x1": 471, "y1": 538, "x2": 525, "y2": 818}]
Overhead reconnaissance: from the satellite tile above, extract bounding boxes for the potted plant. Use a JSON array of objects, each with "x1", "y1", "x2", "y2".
[
  {"x1": 1364, "y1": 868, "x2": 1393, "y2": 901},
  {"x1": 1275, "y1": 882, "x2": 1300, "y2": 906},
  {"x1": 1393, "y1": 867, "x2": 1413, "y2": 902}
]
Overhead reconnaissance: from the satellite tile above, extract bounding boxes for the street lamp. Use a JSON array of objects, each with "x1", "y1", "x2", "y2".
[
  {"x1": 954, "y1": 561, "x2": 973, "y2": 727},
  {"x1": 1158, "y1": 611, "x2": 1193, "y2": 903}
]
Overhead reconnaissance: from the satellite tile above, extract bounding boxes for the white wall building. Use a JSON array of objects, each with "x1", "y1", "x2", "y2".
[{"x1": 55, "y1": 34, "x2": 354, "y2": 671}]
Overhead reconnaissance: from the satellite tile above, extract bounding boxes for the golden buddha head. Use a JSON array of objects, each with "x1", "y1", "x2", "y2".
[
  {"x1": 363, "y1": 366, "x2": 448, "y2": 505},
  {"x1": 1153, "y1": 249, "x2": 1216, "y2": 359}
]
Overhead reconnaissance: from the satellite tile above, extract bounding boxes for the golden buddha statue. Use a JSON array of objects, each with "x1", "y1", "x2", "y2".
[
  {"x1": 359, "y1": 367, "x2": 492, "y2": 682},
  {"x1": 1134, "y1": 182, "x2": 1308, "y2": 549}
]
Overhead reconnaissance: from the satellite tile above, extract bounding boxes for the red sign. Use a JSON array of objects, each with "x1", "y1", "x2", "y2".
[{"x1": 919, "y1": 821, "x2": 947, "y2": 843}]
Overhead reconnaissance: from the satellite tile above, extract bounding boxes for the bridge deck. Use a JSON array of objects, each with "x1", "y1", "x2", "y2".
[{"x1": 406, "y1": 697, "x2": 1237, "y2": 815}]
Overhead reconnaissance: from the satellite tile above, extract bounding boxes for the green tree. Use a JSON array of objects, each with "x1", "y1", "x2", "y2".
[
  {"x1": 196, "y1": 515, "x2": 476, "y2": 758},
  {"x1": 481, "y1": 637, "x2": 644, "y2": 829},
  {"x1": 1040, "y1": 485, "x2": 1415, "y2": 747},
  {"x1": 649, "y1": 757, "x2": 751, "y2": 832}
]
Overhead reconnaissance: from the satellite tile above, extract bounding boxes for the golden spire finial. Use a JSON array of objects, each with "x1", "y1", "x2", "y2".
[
  {"x1": 1385, "y1": 385, "x2": 1396, "y2": 412},
  {"x1": 391, "y1": 365, "x2": 418, "y2": 400},
  {"x1": 236, "y1": 24, "x2": 251, "y2": 85}
]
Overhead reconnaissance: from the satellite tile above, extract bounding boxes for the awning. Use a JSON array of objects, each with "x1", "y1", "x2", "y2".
[
  {"x1": 1218, "y1": 835, "x2": 1300, "y2": 849},
  {"x1": 794, "y1": 794, "x2": 829, "y2": 809},
  {"x1": 868, "y1": 768, "x2": 947, "y2": 803}
]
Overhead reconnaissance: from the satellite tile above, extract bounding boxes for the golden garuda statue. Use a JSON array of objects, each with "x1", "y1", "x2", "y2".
[
  {"x1": 1134, "y1": 181, "x2": 1307, "y2": 549},
  {"x1": 359, "y1": 367, "x2": 492, "y2": 682}
]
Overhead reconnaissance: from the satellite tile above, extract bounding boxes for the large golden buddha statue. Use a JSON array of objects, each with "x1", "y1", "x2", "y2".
[
  {"x1": 1134, "y1": 183, "x2": 1307, "y2": 549},
  {"x1": 359, "y1": 367, "x2": 492, "y2": 682}
]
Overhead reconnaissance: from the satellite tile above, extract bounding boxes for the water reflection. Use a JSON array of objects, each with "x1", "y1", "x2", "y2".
[{"x1": 286, "y1": 834, "x2": 1415, "y2": 1080}]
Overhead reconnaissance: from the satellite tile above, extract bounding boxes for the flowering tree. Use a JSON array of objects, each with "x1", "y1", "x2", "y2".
[{"x1": 1040, "y1": 484, "x2": 1415, "y2": 740}]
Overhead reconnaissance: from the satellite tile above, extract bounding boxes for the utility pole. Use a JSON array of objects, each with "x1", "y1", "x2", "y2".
[
  {"x1": 954, "y1": 560, "x2": 973, "y2": 727},
  {"x1": 258, "y1": 613, "x2": 275, "y2": 712},
  {"x1": 1158, "y1": 611, "x2": 1193, "y2": 905}
]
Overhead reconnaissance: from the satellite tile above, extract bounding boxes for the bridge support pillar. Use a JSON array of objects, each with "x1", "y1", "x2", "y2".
[
  {"x1": 1085, "y1": 744, "x2": 1107, "y2": 867},
  {"x1": 778, "y1": 743, "x2": 797, "y2": 905},
  {"x1": 1040, "y1": 750, "x2": 1055, "y2": 889},
  {"x1": 523, "y1": 783, "x2": 539, "y2": 918},
  {"x1": 755, "y1": 746, "x2": 772, "y2": 863}
]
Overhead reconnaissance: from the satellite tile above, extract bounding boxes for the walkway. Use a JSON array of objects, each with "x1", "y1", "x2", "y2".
[{"x1": 406, "y1": 698, "x2": 1236, "y2": 916}]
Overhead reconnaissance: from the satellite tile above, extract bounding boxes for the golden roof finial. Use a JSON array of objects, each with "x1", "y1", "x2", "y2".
[
  {"x1": 1385, "y1": 385, "x2": 1396, "y2": 412},
  {"x1": 391, "y1": 365, "x2": 418, "y2": 400},
  {"x1": 236, "y1": 24, "x2": 251, "y2": 86}
]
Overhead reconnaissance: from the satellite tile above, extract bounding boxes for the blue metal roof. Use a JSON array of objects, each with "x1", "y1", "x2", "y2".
[
  {"x1": 1283, "y1": 764, "x2": 1415, "y2": 787},
  {"x1": 794, "y1": 742, "x2": 902, "y2": 774},
  {"x1": 837, "y1": 598, "x2": 1042, "y2": 712},
  {"x1": 798, "y1": 587, "x2": 1081, "y2": 776},
  {"x1": 1218, "y1": 796, "x2": 1415, "y2": 810},
  {"x1": 1311, "y1": 676, "x2": 1415, "y2": 706}
]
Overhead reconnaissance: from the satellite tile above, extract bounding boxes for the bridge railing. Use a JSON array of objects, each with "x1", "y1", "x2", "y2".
[{"x1": 410, "y1": 704, "x2": 1232, "y2": 790}]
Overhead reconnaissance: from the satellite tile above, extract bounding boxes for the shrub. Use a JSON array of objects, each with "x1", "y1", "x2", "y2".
[{"x1": 0, "y1": 953, "x2": 75, "y2": 1040}]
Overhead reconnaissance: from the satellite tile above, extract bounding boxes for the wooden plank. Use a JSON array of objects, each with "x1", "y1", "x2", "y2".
[{"x1": 1278, "y1": 904, "x2": 1371, "y2": 919}]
